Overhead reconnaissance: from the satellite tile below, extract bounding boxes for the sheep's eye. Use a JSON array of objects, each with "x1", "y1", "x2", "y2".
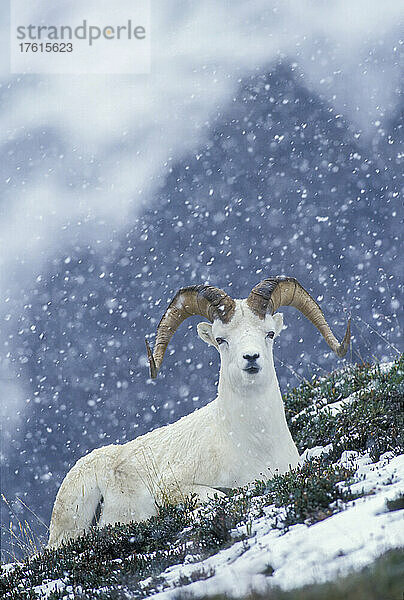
[
  {"x1": 216, "y1": 337, "x2": 226, "y2": 345},
  {"x1": 266, "y1": 331, "x2": 275, "y2": 339}
]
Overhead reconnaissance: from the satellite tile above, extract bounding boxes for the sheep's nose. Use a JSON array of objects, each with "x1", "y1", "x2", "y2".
[{"x1": 243, "y1": 353, "x2": 260, "y2": 362}]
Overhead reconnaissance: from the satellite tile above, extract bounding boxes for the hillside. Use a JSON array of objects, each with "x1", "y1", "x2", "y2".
[
  {"x1": 1, "y1": 355, "x2": 403, "y2": 599},
  {"x1": 2, "y1": 60, "x2": 402, "y2": 555}
]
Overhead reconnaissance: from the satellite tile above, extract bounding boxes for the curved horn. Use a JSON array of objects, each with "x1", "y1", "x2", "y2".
[
  {"x1": 246, "y1": 276, "x2": 351, "y2": 358},
  {"x1": 145, "y1": 285, "x2": 236, "y2": 378}
]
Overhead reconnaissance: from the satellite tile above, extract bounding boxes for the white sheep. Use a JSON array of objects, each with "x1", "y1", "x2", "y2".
[{"x1": 48, "y1": 277, "x2": 350, "y2": 548}]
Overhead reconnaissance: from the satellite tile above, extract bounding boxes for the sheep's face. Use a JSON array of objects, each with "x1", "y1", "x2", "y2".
[{"x1": 197, "y1": 300, "x2": 283, "y2": 391}]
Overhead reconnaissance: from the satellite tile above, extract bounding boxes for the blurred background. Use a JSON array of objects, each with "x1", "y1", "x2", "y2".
[{"x1": 0, "y1": 0, "x2": 402, "y2": 559}]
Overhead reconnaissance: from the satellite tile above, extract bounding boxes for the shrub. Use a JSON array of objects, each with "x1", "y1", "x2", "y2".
[
  {"x1": 254, "y1": 457, "x2": 355, "y2": 528},
  {"x1": 284, "y1": 356, "x2": 403, "y2": 460}
]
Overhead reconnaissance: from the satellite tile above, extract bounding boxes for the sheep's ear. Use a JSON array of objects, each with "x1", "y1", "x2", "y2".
[
  {"x1": 197, "y1": 322, "x2": 219, "y2": 349},
  {"x1": 273, "y1": 312, "x2": 284, "y2": 337}
]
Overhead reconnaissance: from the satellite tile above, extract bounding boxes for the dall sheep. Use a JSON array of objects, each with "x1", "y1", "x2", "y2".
[{"x1": 48, "y1": 276, "x2": 350, "y2": 548}]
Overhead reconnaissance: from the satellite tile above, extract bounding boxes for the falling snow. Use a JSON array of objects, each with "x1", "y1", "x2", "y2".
[{"x1": 0, "y1": 1, "x2": 402, "y2": 561}]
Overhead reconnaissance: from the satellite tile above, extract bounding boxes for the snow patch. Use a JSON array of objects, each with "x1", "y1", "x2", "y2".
[{"x1": 146, "y1": 452, "x2": 404, "y2": 599}]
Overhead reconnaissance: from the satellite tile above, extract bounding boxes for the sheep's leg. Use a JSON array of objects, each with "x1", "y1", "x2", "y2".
[
  {"x1": 48, "y1": 450, "x2": 107, "y2": 548},
  {"x1": 99, "y1": 484, "x2": 157, "y2": 527}
]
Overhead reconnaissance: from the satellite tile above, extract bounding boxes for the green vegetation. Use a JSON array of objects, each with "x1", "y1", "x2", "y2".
[
  {"x1": 284, "y1": 355, "x2": 403, "y2": 461},
  {"x1": 1, "y1": 356, "x2": 403, "y2": 599},
  {"x1": 254, "y1": 457, "x2": 355, "y2": 528}
]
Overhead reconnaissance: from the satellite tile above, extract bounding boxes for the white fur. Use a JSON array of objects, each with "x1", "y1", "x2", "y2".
[{"x1": 48, "y1": 300, "x2": 300, "y2": 547}]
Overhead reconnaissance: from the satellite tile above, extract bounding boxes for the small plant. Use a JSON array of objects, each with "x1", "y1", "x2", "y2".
[
  {"x1": 284, "y1": 355, "x2": 403, "y2": 460},
  {"x1": 386, "y1": 493, "x2": 404, "y2": 512},
  {"x1": 1, "y1": 495, "x2": 48, "y2": 563},
  {"x1": 174, "y1": 566, "x2": 215, "y2": 587},
  {"x1": 254, "y1": 456, "x2": 355, "y2": 528}
]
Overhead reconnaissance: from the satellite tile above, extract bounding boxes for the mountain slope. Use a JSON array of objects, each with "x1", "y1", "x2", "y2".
[
  {"x1": 1, "y1": 355, "x2": 403, "y2": 599},
  {"x1": 2, "y1": 63, "x2": 402, "y2": 557}
]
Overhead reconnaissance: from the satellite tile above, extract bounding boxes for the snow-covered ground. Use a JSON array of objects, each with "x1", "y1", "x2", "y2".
[
  {"x1": 141, "y1": 451, "x2": 404, "y2": 599},
  {"x1": 7, "y1": 449, "x2": 403, "y2": 599}
]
